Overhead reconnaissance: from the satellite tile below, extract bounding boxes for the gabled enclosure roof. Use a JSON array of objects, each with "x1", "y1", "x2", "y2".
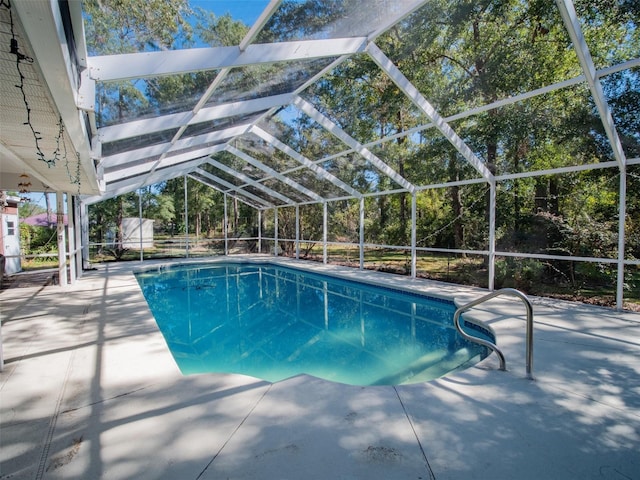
[{"x1": 1, "y1": 1, "x2": 638, "y2": 206}]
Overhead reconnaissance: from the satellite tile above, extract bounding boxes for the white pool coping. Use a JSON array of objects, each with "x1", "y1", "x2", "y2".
[{"x1": 2, "y1": 255, "x2": 639, "y2": 479}]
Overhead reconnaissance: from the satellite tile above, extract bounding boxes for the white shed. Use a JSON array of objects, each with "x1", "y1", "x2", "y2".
[{"x1": 121, "y1": 218, "x2": 154, "y2": 249}]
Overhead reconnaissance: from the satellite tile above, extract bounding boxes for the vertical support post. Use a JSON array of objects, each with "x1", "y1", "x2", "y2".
[
  {"x1": 224, "y1": 193, "x2": 229, "y2": 255},
  {"x1": 258, "y1": 209, "x2": 262, "y2": 253},
  {"x1": 617, "y1": 166, "x2": 627, "y2": 310},
  {"x1": 56, "y1": 191, "x2": 67, "y2": 286},
  {"x1": 411, "y1": 192, "x2": 417, "y2": 279},
  {"x1": 138, "y1": 189, "x2": 143, "y2": 262},
  {"x1": 184, "y1": 176, "x2": 189, "y2": 258},
  {"x1": 81, "y1": 201, "x2": 90, "y2": 269},
  {"x1": 359, "y1": 197, "x2": 365, "y2": 270},
  {"x1": 66, "y1": 193, "x2": 76, "y2": 284},
  {"x1": 323, "y1": 202, "x2": 328, "y2": 264},
  {"x1": 274, "y1": 207, "x2": 279, "y2": 256},
  {"x1": 488, "y1": 180, "x2": 497, "y2": 291},
  {"x1": 0, "y1": 308, "x2": 3, "y2": 371},
  {"x1": 295, "y1": 204, "x2": 300, "y2": 260},
  {"x1": 73, "y1": 197, "x2": 82, "y2": 278}
]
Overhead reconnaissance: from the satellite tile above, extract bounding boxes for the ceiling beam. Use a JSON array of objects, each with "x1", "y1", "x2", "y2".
[
  {"x1": 104, "y1": 145, "x2": 224, "y2": 183},
  {"x1": 206, "y1": 157, "x2": 295, "y2": 206},
  {"x1": 227, "y1": 145, "x2": 325, "y2": 202},
  {"x1": 366, "y1": 42, "x2": 494, "y2": 182},
  {"x1": 98, "y1": 94, "x2": 288, "y2": 144},
  {"x1": 239, "y1": 0, "x2": 282, "y2": 51},
  {"x1": 159, "y1": 1, "x2": 284, "y2": 170},
  {"x1": 99, "y1": 125, "x2": 250, "y2": 169},
  {"x1": 84, "y1": 161, "x2": 199, "y2": 204},
  {"x1": 88, "y1": 37, "x2": 367, "y2": 82},
  {"x1": 294, "y1": 97, "x2": 415, "y2": 192},
  {"x1": 251, "y1": 126, "x2": 361, "y2": 198},
  {"x1": 191, "y1": 168, "x2": 273, "y2": 208},
  {"x1": 142, "y1": 159, "x2": 204, "y2": 185},
  {"x1": 555, "y1": 0, "x2": 627, "y2": 169},
  {"x1": 307, "y1": 56, "x2": 640, "y2": 173},
  {"x1": 188, "y1": 173, "x2": 263, "y2": 209}
]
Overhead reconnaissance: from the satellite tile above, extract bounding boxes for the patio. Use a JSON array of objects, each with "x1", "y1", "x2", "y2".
[{"x1": 2, "y1": 257, "x2": 639, "y2": 479}]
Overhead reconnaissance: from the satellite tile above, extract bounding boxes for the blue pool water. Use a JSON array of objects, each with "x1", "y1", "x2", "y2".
[{"x1": 135, "y1": 262, "x2": 492, "y2": 386}]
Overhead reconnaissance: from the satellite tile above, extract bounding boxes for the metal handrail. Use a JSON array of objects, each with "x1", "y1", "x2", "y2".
[{"x1": 454, "y1": 288, "x2": 534, "y2": 379}]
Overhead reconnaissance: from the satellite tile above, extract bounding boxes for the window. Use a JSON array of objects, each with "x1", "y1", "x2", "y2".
[{"x1": 7, "y1": 220, "x2": 15, "y2": 236}]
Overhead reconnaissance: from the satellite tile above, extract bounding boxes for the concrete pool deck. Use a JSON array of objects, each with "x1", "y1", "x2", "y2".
[{"x1": 1, "y1": 256, "x2": 639, "y2": 480}]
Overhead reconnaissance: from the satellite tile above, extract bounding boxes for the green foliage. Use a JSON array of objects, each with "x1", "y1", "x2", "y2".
[
  {"x1": 83, "y1": 0, "x2": 193, "y2": 55},
  {"x1": 18, "y1": 199, "x2": 45, "y2": 219},
  {"x1": 80, "y1": 0, "x2": 639, "y2": 306},
  {"x1": 329, "y1": 200, "x2": 360, "y2": 243},
  {"x1": 258, "y1": 0, "x2": 346, "y2": 42},
  {"x1": 494, "y1": 258, "x2": 545, "y2": 291},
  {"x1": 20, "y1": 223, "x2": 56, "y2": 254},
  {"x1": 193, "y1": 10, "x2": 248, "y2": 46}
]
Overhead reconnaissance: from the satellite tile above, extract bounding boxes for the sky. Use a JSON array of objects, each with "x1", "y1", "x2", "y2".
[
  {"x1": 20, "y1": 192, "x2": 66, "y2": 215},
  {"x1": 189, "y1": 0, "x2": 270, "y2": 26}
]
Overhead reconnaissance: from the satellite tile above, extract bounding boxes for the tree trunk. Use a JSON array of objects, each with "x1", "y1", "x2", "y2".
[
  {"x1": 96, "y1": 211, "x2": 104, "y2": 254},
  {"x1": 549, "y1": 177, "x2": 559, "y2": 215},
  {"x1": 233, "y1": 197, "x2": 239, "y2": 235},
  {"x1": 115, "y1": 196, "x2": 124, "y2": 260},
  {"x1": 535, "y1": 179, "x2": 547, "y2": 212},
  {"x1": 379, "y1": 195, "x2": 387, "y2": 231},
  {"x1": 448, "y1": 157, "x2": 464, "y2": 254}
]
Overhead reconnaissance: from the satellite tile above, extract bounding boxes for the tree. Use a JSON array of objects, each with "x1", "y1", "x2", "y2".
[
  {"x1": 88, "y1": 193, "x2": 137, "y2": 259},
  {"x1": 83, "y1": 0, "x2": 193, "y2": 126},
  {"x1": 83, "y1": 0, "x2": 192, "y2": 54}
]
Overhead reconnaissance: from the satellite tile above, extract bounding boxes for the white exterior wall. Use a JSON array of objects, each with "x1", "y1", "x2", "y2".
[{"x1": 1, "y1": 210, "x2": 21, "y2": 275}]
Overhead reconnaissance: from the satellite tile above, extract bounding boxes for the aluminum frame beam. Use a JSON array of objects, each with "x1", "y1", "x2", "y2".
[
  {"x1": 84, "y1": 159, "x2": 201, "y2": 204},
  {"x1": 103, "y1": 145, "x2": 226, "y2": 183},
  {"x1": 206, "y1": 157, "x2": 296, "y2": 205},
  {"x1": 293, "y1": 96, "x2": 415, "y2": 192},
  {"x1": 366, "y1": 43, "x2": 494, "y2": 182},
  {"x1": 98, "y1": 94, "x2": 287, "y2": 144},
  {"x1": 100, "y1": 125, "x2": 250, "y2": 169},
  {"x1": 555, "y1": 0, "x2": 627, "y2": 169},
  {"x1": 312, "y1": 57, "x2": 639, "y2": 174},
  {"x1": 239, "y1": 0, "x2": 282, "y2": 51},
  {"x1": 226, "y1": 145, "x2": 325, "y2": 203},
  {"x1": 250, "y1": 126, "x2": 362, "y2": 199},
  {"x1": 105, "y1": 153, "x2": 211, "y2": 185},
  {"x1": 88, "y1": 37, "x2": 368, "y2": 82},
  {"x1": 188, "y1": 173, "x2": 263, "y2": 210},
  {"x1": 192, "y1": 167, "x2": 273, "y2": 208}
]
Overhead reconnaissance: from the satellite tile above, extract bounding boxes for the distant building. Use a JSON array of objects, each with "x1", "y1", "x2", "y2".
[
  {"x1": 23, "y1": 211, "x2": 67, "y2": 227},
  {"x1": 105, "y1": 218, "x2": 154, "y2": 249},
  {"x1": 122, "y1": 218, "x2": 154, "y2": 249}
]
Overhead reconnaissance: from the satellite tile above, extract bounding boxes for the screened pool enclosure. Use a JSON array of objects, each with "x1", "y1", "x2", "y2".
[{"x1": 0, "y1": 0, "x2": 638, "y2": 309}]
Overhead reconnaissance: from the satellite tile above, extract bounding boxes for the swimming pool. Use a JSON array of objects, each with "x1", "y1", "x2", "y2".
[{"x1": 135, "y1": 261, "x2": 493, "y2": 386}]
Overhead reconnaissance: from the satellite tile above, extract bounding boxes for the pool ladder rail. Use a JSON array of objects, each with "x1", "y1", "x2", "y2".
[{"x1": 453, "y1": 288, "x2": 534, "y2": 380}]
